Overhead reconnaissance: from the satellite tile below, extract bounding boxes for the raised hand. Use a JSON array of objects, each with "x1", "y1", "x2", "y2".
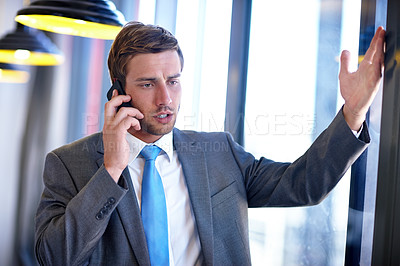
[{"x1": 339, "y1": 26, "x2": 385, "y2": 131}]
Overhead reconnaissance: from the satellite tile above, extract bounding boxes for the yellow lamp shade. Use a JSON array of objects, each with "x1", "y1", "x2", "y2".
[
  {"x1": 16, "y1": 14, "x2": 122, "y2": 40},
  {"x1": 0, "y1": 23, "x2": 64, "y2": 66},
  {"x1": 15, "y1": 0, "x2": 126, "y2": 40},
  {"x1": 0, "y1": 49, "x2": 64, "y2": 66},
  {"x1": 0, "y1": 64, "x2": 30, "y2": 83}
]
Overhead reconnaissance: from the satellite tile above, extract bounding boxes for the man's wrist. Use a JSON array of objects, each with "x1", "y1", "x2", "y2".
[
  {"x1": 343, "y1": 104, "x2": 365, "y2": 132},
  {"x1": 104, "y1": 163, "x2": 124, "y2": 183}
]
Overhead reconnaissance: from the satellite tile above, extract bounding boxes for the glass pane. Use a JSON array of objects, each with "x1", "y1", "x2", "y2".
[
  {"x1": 138, "y1": 0, "x2": 156, "y2": 25},
  {"x1": 175, "y1": 0, "x2": 232, "y2": 132},
  {"x1": 245, "y1": 0, "x2": 361, "y2": 265}
]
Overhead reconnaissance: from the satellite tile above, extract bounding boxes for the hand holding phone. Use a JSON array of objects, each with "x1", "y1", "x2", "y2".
[{"x1": 103, "y1": 79, "x2": 143, "y2": 183}]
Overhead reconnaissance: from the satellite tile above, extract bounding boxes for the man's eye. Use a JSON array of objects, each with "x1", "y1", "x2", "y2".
[
  {"x1": 170, "y1": 80, "x2": 179, "y2": 85},
  {"x1": 143, "y1": 83, "x2": 152, "y2": 88}
]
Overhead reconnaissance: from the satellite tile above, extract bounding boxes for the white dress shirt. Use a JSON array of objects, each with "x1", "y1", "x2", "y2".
[{"x1": 126, "y1": 131, "x2": 203, "y2": 266}]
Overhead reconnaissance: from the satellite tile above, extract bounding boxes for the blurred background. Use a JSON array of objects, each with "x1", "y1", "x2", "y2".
[{"x1": 0, "y1": 0, "x2": 391, "y2": 265}]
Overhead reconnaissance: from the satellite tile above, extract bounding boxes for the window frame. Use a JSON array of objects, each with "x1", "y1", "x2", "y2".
[{"x1": 372, "y1": 0, "x2": 400, "y2": 264}]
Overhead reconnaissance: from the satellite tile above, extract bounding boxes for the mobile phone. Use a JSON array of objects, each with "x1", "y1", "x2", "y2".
[{"x1": 106, "y1": 79, "x2": 132, "y2": 110}]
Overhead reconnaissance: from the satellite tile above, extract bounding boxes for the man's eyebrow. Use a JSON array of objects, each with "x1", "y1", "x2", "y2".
[
  {"x1": 135, "y1": 77, "x2": 157, "y2": 82},
  {"x1": 168, "y1": 73, "x2": 181, "y2": 79},
  {"x1": 134, "y1": 73, "x2": 181, "y2": 82}
]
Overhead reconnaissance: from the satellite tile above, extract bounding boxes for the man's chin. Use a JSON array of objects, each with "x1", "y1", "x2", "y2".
[
  {"x1": 141, "y1": 122, "x2": 175, "y2": 136},
  {"x1": 145, "y1": 127, "x2": 174, "y2": 136}
]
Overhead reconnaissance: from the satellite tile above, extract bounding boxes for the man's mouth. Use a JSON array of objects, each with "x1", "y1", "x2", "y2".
[
  {"x1": 153, "y1": 111, "x2": 174, "y2": 124},
  {"x1": 157, "y1": 114, "x2": 168, "y2": 118}
]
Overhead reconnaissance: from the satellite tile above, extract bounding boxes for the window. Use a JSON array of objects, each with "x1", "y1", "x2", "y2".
[
  {"x1": 174, "y1": 0, "x2": 232, "y2": 132},
  {"x1": 244, "y1": 1, "x2": 362, "y2": 265}
]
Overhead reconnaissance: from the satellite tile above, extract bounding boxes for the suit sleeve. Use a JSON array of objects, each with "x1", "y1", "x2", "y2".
[
  {"x1": 228, "y1": 107, "x2": 370, "y2": 207},
  {"x1": 35, "y1": 151, "x2": 128, "y2": 266}
]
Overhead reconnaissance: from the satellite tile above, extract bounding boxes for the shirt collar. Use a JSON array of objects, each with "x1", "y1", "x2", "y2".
[{"x1": 126, "y1": 131, "x2": 174, "y2": 164}]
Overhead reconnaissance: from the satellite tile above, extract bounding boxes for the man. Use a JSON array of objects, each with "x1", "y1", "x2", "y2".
[{"x1": 35, "y1": 21, "x2": 385, "y2": 265}]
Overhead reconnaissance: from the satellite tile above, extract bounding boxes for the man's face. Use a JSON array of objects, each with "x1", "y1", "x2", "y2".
[{"x1": 125, "y1": 50, "x2": 182, "y2": 143}]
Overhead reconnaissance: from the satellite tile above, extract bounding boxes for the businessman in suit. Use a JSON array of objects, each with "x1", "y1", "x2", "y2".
[{"x1": 35, "y1": 21, "x2": 385, "y2": 265}]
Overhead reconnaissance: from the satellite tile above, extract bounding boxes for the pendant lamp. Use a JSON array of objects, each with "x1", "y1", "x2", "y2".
[
  {"x1": 0, "y1": 23, "x2": 64, "y2": 66},
  {"x1": 15, "y1": 0, "x2": 126, "y2": 40},
  {"x1": 0, "y1": 63, "x2": 30, "y2": 83}
]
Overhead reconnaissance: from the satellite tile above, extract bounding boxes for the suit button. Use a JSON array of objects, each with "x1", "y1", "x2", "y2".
[
  {"x1": 107, "y1": 197, "x2": 116, "y2": 205},
  {"x1": 96, "y1": 212, "x2": 104, "y2": 220},
  {"x1": 100, "y1": 206, "x2": 109, "y2": 215}
]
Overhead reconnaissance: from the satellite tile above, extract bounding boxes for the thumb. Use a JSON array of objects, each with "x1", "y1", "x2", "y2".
[{"x1": 339, "y1": 50, "x2": 351, "y2": 77}]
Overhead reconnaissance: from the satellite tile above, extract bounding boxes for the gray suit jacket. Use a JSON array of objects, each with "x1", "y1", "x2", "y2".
[{"x1": 35, "y1": 109, "x2": 369, "y2": 265}]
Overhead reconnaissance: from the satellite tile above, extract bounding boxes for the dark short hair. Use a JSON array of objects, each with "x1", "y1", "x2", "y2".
[{"x1": 107, "y1": 21, "x2": 184, "y2": 86}]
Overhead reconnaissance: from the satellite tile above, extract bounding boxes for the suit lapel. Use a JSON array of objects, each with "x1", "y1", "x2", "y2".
[
  {"x1": 173, "y1": 128, "x2": 214, "y2": 265},
  {"x1": 96, "y1": 136, "x2": 150, "y2": 265},
  {"x1": 115, "y1": 168, "x2": 150, "y2": 265}
]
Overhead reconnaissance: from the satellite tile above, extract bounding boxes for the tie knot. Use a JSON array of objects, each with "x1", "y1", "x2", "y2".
[{"x1": 140, "y1": 145, "x2": 161, "y2": 161}]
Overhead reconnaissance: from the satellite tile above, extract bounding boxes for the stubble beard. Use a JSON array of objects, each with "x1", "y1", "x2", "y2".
[
  {"x1": 140, "y1": 117, "x2": 175, "y2": 136},
  {"x1": 139, "y1": 106, "x2": 178, "y2": 136}
]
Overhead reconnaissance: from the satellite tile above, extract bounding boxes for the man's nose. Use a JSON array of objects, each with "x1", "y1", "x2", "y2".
[{"x1": 156, "y1": 83, "x2": 172, "y2": 106}]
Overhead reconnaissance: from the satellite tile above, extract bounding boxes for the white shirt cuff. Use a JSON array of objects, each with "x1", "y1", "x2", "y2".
[{"x1": 352, "y1": 124, "x2": 363, "y2": 138}]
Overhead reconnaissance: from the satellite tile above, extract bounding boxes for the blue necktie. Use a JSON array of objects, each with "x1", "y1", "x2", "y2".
[{"x1": 140, "y1": 145, "x2": 169, "y2": 265}]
